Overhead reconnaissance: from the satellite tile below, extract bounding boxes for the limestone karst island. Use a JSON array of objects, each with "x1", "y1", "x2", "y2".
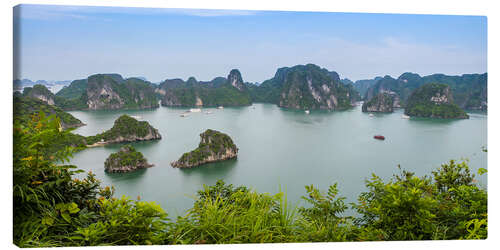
[{"x1": 13, "y1": 5, "x2": 488, "y2": 247}]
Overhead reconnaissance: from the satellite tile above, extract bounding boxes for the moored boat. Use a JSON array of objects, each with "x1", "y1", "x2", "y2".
[
  {"x1": 305, "y1": 110, "x2": 310, "y2": 114},
  {"x1": 369, "y1": 113, "x2": 374, "y2": 117},
  {"x1": 190, "y1": 108, "x2": 201, "y2": 113},
  {"x1": 374, "y1": 135, "x2": 385, "y2": 140},
  {"x1": 402, "y1": 114, "x2": 410, "y2": 119}
]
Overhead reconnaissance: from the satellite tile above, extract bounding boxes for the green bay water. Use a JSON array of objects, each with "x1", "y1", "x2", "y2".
[{"x1": 68, "y1": 104, "x2": 487, "y2": 216}]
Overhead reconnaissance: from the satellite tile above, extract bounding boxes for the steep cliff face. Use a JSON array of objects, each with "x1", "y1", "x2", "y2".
[
  {"x1": 362, "y1": 93, "x2": 394, "y2": 113},
  {"x1": 55, "y1": 74, "x2": 159, "y2": 110},
  {"x1": 159, "y1": 70, "x2": 252, "y2": 107},
  {"x1": 404, "y1": 83, "x2": 469, "y2": 119},
  {"x1": 171, "y1": 129, "x2": 238, "y2": 168},
  {"x1": 23, "y1": 84, "x2": 56, "y2": 105},
  {"x1": 277, "y1": 64, "x2": 354, "y2": 110},
  {"x1": 104, "y1": 145, "x2": 153, "y2": 173},
  {"x1": 227, "y1": 69, "x2": 246, "y2": 91},
  {"x1": 86, "y1": 115, "x2": 162, "y2": 145},
  {"x1": 249, "y1": 64, "x2": 359, "y2": 110},
  {"x1": 86, "y1": 74, "x2": 125, "y2": 110}
]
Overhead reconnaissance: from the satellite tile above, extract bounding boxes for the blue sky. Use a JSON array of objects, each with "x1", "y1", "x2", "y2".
[{"x1": 14, "y1": 4, "x2": 487, "y2": 83}]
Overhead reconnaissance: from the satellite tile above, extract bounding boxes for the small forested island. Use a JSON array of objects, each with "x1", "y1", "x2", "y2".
[
  {"x1": 361, "y1": 92, "x2": 394, "y2": 113},
  {"x1": 86, "y1": 115, "x2": 162, "y2": 145},
  {"x1": 171, "y1": 129, "x2": 238, "y2": 168},
  {"x1": 104, "y1": 145, "x2": 153, "y2": 173},
  {"x1": 404, "y1": 83, "x2": 469, "y2": 119}
]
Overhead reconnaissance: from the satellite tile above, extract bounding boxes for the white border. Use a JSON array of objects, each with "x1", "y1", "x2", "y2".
[{"x1": 1, "y1": 1, "x2": 498, "y2": 250}]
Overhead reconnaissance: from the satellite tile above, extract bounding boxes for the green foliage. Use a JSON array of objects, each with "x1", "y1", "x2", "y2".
[
  {"x1": 297, "y1": 184, "x2": 357, "y2": 242},
  {"x1": 174, "y1": 129, "x2": 237, "y2": 167},
  {"x1": 13, "y1": 112, "x2": 168, "y2": 247},
  {"x1": 362, "y1": 92, "x2": 394, "y2": 112},
  {"x1": 14, "y1": 95, "x2": 84, "y2": 129},
  {"x1": 169, "y1": 180, "x2": 298, "y2": 244},
  {"x1": 161, "y1": 79, "x2": 252, "y2": 107},
  {"x1": 404, "y1": 83, "x2": 469, "y2": 119},
  {"x1": 86, "y1": 115, "x2": 159, "y2": 144},
  {"x1": 70, "y1": 197, "x2": 168, "y2": 246},
  {"x1": 366, "y1": 73, "x2": 487, "y2": 110},
  {"x1": 267, "y1": 64, "x2": 355, "y2": 110},
  {"x1": 104, "y1": 145, "x2": 150, "y2": 172},
  {"x1": 353, "y1": 161, "x2": 487, "y2": 241},
  {"x1": 56, "y1": 79, "x2": 88, "y2": 100},
  {"x1": 353, "y1": 169, "x2": 439, "y2": 240}
]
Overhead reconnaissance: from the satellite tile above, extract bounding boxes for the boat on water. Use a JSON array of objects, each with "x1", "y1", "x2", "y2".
[
  {"x1": 130, "y1": 115, "x2": 142, "y2": 120},
  {"x1": 180, "y1": 112, "x2": 189, "y2": 117},
  {"x1": 205, "y1": 111, "x2": 213, "y2": 114},
  {"x1": 190, "y1": 108, "x2": 201, "y2": 113},
  {"x1": 305, "y1": 110, "x2": 310, "y2": 114},
  {"x1": 374, "y1": 135, "x2": 385, "y2": 140},
  {"x1": 402, "y1": 114, "x2": 410, "y2": 119},
  {"x1": 369, "y1": 113, "x2": 374, "y2": 117},
  {"x1": 218, "y1": 106, "x2": 224, "y2": 109}
]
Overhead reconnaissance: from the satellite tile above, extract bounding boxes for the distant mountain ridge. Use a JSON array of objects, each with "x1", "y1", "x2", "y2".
[
  {"x1": 53, "y1": 74, "x2": 159, "y2": 110},
  {"x1": 17, "y1": 68, "x2": 487, "y2": 112},
  {"x1": 364, "y1": 72, "x2": 487, "y2": 110},
  {"x1": 158, "y1": 69, "x2": 252, "y2": 107}
]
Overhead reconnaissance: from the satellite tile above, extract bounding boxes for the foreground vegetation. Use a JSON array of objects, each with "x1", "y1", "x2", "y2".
[{"x1": 13, "y1": 113, "x2": 487, "y2": 247}]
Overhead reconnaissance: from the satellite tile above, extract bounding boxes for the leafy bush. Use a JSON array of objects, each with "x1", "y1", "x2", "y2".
[{"x1": 13, "y1": 113, "x2": 168, "y2": 247}]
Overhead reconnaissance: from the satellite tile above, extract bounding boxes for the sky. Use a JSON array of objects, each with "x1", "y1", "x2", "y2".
[{"x1": 13, "y1": 4, "x2": 487, "y2": 83}]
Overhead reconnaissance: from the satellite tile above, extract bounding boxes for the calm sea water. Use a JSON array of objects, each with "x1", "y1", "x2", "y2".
[{"x1": 68, "y1": 104, "x2": 487, "y2": 216}]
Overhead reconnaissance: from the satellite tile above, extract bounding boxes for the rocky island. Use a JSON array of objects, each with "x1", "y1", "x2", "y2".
[
  {"x1": 171, "y1": 129, "x2": 238, "y2": 168},
  {"x1": 104, "y1": 145, "x2": 153, "y2": 173},
  {"x1": 404, "y1": 83, "x2": 469, "y2": 119},
  {"x1": 362, "y1": 92, "x2": 396, "y2": 113},
  {"x1": 54, "y1": 74, "x2": 159, "y2": 110},
  {"x1": 158, "y1": 69, "x2": 252, "y2": 107},
  {"x1": 86, "y1": 115, "x2": 162, "y2": 146},
  {"x1": 361, "y1": 72, "x2": 487, "y2": 111},
  {"x1": 249, "y1": 64, "x2": 359, "y2": 110}
]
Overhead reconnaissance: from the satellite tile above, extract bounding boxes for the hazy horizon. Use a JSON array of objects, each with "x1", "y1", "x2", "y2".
[{"x1": 14, "y1": 4, "x2": 487, "y2": 83}]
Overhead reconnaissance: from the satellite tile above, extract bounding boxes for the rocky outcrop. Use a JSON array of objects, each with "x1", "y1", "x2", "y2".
[
  {"x1": 86, "y1": 115, "x2": 161, "y2": 145},
  {"x1": 56, "y1": 74, "x2": 159, "y2": 110},
  {"x1": 86, "y1": 75, "x2": 124, "y2": 110},
  {"x1": 228, "y1": 69, "x2": 246, "y2": 91},
  {"x1": 363, "y1": 72, "x2": 487, "y2": 110},
  {"x1": 171, "y1": 129, "x2": 238, "y2": 168},
  {"x1": 362, "y1": 93, "x2": 394, "y2": 113},
  {"x1": 275, "y1": 64, "x2": 356, "y2": 110},
  {"x1": 23, "y1": 84, "x2": 56, "y2": 105},
  {"x1": 159, "y1": 70, "x2": 252, "y2": 107},
  {"x1": 404, "y1": 83, "x2": 469, "y2": 119},
  {"x1": 104, "y1": 145, "x2": 153, "y2": 173}
]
